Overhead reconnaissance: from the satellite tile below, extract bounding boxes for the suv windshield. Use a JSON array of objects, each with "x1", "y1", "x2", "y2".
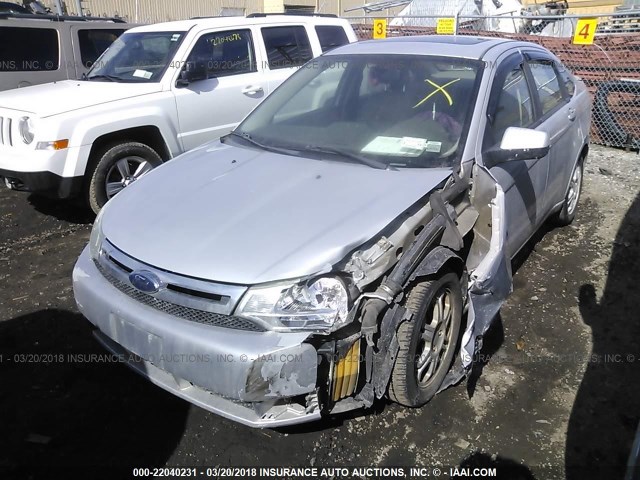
[
  {"x1": 87, "y1": 31, "x2": 185, "y2": 82},
  {"x1": 236, "y1": 54, "x2": 483, "y2": 168}
]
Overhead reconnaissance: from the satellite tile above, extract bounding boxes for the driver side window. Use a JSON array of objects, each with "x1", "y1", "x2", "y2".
[
  {"x1": 485, "y1": 65, "x2": 534, "y2": 148},
  {"x1": 186, "y1": 29, "x2": 256, "y2": 78}
]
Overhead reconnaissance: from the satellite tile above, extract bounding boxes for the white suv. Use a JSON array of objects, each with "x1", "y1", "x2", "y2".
[{"x1": 0, "y1": 14, "x2": 356, "y2": 212}]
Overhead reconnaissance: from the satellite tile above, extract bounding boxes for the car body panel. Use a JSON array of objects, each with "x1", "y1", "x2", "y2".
[
  {"x1": 0, "y1": 80, "x2": 163, "y2": 117},
  {"x1": 102, "y1": 141, "x2": 453, "y2": 285}
]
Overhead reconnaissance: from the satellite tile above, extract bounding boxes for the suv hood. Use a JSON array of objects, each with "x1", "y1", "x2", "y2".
[
  {"x1": 0, "y1": 80, "x2": 163, "y2": 117},
  {"x1": 102, "y1": 142, "x2": 453, "y2": 285}
]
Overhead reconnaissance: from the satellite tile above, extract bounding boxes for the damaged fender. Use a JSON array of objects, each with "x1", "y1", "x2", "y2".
[
  {"x1": 367, "y1": 248, "x2": 468, "y2": 400},
  {"x1": 461, "y1": 166, "x2": 513, "y2": 369}
]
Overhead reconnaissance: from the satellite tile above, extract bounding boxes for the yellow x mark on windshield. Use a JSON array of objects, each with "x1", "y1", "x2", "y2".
[{"x1": 413, "y1": 78, "x2": 461, "y2": 108}]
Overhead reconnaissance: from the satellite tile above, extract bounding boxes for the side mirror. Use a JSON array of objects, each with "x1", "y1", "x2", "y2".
[
  {"x1": 176, "y1": 61, "x2": 207, "y2": 87},
  {"x1": 485, "y1": 127, "x2": 550, "y2": 167}
]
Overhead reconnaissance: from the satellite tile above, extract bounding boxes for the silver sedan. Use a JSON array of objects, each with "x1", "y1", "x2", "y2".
[{"x1": 73, "y1": 35, "x2": 591, "y2": 427}]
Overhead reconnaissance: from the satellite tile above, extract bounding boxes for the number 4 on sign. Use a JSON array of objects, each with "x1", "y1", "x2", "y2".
[{"x1": 573, "y1": 18, "x2": 597, "y2": 45}]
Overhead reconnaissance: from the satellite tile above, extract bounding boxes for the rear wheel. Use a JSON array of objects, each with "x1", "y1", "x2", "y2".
[
  {"x1": 552, "y1": 159, "x2": 583, "y2": 226},
  {"x1": 87, "y1": 142, "x2": 162, "y2": 214},
  {"x1": 389, "y1": 271, "x2": 463, "y2": 407}
]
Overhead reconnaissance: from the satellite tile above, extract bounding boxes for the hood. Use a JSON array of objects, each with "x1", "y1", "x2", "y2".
[
  {"x1": 102, "y1": 142, "x2": 453, "y2": 285},
  {"x1": 0, "y1": 80, "x2": 163, "y2": 117}
]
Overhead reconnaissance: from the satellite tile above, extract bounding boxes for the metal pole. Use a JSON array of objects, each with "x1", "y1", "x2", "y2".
[
  {"x1": 74, "y1": 0, "x2": 82, "y2": 16},
  {"x1": 454, "y1": 12, "x2": 458, "y2": 34},
  {"x1": 54, "y1": 0, "x2": 63, "y2": 14}
]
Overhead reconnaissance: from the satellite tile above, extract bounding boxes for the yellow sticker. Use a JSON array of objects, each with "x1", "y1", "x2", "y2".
[
  {"x1": 573, "y1": 18, "x2": 597, "y2": 45},
  {"x1": 436, "y1": 18, "x2": 456, "y2": 35},
  {"x1": 373, "y1": 19, "x2": 387, "y2": 39}
]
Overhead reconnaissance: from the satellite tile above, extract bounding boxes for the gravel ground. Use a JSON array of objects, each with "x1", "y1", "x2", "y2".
[{"x1": 0, "y1": 144, "x2": 638, "y2": 479}]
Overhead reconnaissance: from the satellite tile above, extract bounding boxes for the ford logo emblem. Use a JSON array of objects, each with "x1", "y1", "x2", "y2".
[{"x1": 129, "y1": 270, "x2": 162, "y2": 293}]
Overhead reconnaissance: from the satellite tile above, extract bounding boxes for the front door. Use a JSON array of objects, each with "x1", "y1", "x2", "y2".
[
  {"x1": 173, "y1": 28, "x2": 267, "y2": 151},
  {"x1": 480, "y1": 52, "x2": 550, "y2": 258}
]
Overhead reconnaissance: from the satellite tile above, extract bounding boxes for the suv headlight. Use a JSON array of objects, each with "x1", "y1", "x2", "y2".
[
  {"x1": 89, "y1": 207, "x2": 106, "y2": 259},
  {"x1": 236, "y1": 276, "x2": 349, "y2": 332},
  {"x1": 19, "y1": 117, "x2": 35, "y2": 144}
]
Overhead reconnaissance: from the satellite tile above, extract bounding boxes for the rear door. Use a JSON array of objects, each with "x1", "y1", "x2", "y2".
[
  {"x1": 524, "y1": 53, "x2": 580, "y2": 213},
  {"x1": 257, "y1": 24, "x2": 315, "y2": 93},
  {"x1": 480, "y1": 51, "x2": 550, "y2": 258},
  {"x1": 173, "y1": 27, "x2": 266, "y2": 151}
]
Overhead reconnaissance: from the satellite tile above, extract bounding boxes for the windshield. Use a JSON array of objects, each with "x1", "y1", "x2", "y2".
[
  {"x1": 236, "y1": 54, "x2": 482, "y2": 169},
  {"x1": 86, "y1": 31, "x2": 185, "y2": 82}
]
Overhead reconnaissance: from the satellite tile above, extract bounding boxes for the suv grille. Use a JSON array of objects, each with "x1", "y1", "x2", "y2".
[{"x1": 94, "y1": 259, "x2": 265, "y2": 332}]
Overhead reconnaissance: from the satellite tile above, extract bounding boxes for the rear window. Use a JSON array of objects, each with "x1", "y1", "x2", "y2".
[
  {"x1": 315, "y1": 25, "x2": 349, "y2": 52},
  {"x1": 261, "y1": 26, "x2": 312, "y2": 70},
  {"x1": 78, "y1": 29, "x2": 126, "y2": 69},
  {"x1": 0, "y1": 27, "x2": 59, "y2": 72},
  {"x1": 528, "y1": 60, "x2": 565, "y2": 116}
]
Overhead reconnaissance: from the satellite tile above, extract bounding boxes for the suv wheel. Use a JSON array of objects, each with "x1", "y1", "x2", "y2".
[
  {"x1": 389, "y1": 271, "x2": 463, "y2": 407},
  {"x1": 88, "y1": 142, "x2": 162, "y2": 213}
]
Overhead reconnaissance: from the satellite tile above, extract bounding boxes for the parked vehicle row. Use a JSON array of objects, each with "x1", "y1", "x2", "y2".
[
  {"x1": 71, "y1": 34, "x2": 591, "y2": 426},
  {"x1": 0, "y1": 14, "x2": 356, "y2": 212}
]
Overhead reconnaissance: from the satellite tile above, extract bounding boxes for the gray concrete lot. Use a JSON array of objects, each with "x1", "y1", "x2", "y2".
[{"x1": 0, "y1": 145, "x2": 638, "y2": 479}]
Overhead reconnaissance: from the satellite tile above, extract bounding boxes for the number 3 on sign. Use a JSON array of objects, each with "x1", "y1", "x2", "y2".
[
  {"x1": 373, "y1": 19, "x2": 387, "y2": 39},
  {"x1": 573, "y1": 18, "x2": 597, "y2": 45}
]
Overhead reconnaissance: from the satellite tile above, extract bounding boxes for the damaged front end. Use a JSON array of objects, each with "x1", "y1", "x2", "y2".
[
  {"x1": 73, "y1": 162, "x2": 513, "y2": 427},
  {"x1": 310, "y1": 165, "x2": 513, "y2": 418}
]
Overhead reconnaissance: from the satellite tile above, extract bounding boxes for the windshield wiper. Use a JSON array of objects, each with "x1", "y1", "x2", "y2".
[
  {"x1": 222, "y1": 131, "x2": 300, "y2": 157},
  {"x1": 303, "y1": 145, "x2": 391, "y2": 170},
  {"x1": 86, "y1": 74, "x2": 122, "y2": 82}
]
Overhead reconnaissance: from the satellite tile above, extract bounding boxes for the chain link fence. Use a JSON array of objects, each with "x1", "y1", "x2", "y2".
[{"x1": 348, "y1": 13, "x2": 640, "y2": 150}]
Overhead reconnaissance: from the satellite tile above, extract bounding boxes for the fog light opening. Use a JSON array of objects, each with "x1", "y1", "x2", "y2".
[{"x1": 332, "y1": 339, "x2": 361, "y2": 402}]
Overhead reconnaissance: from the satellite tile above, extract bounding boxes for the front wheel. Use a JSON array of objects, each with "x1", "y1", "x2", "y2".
[
  {"x1": 87, "y1": 142, "x2": 162, "y2": 214},
  {"x1": 389, "y1": 271, "x2": 463, "y2": 407}
]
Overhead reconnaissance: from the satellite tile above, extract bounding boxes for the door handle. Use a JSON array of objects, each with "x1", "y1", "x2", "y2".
[
  {"x1": 568, "y1": 108, "x2": 576, "y2": 121},
  {"x1": 242, "y1": 85, "x2": 263, "y2": 95}
]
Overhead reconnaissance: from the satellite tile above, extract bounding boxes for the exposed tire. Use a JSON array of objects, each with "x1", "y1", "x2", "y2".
[
  {"x1": 389, "y1": 271, "x2": 463, "y2": 407},
  {"x1": 87, "y1": 142, "x2": 162, "y2": 214},
  {"x1": 551, "y1": 158, "x2": 584, "y2": 227}
]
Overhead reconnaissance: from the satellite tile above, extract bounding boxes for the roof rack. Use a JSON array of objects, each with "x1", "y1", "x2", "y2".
[
  {"x1": 0, "y1": 12, "x2": 125, "y2": 22},
  {"x1": 246, "y1": 12, "x2": 337, "y2": 18}
]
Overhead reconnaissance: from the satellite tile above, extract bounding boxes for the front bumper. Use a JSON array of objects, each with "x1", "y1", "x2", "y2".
[
  {"x1": 0, "y1": 168, "x2": 83, "y2": 198},
  {"x1": 72, "y1": 246, "x2": 323, "y2": 427},
  {"x1": 0, "y1": 145, "x2": 85, "y2": 198}
]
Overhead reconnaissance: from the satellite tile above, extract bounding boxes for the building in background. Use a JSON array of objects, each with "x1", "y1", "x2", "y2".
[{"x1": 36, "y1": 0, "x2": 396, "y2": 21}]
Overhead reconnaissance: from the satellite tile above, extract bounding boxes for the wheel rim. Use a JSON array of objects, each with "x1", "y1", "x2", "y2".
[
  {"x1": 566, "y1": 163, "x2": 582, "y2": 216},
  {"x1": 415, "y1": 286, "x2": 454, "y2": 387},
  {"x1": 105, "y1": 156, "x2": 154, "y2": 199}
]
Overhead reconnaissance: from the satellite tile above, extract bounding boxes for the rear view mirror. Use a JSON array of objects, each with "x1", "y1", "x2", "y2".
[
  {"x1": 176, "y1": 61, "x2": 207, "y2": 87},
  {"x1": 485, "y1": 127, "x2": 550, "y2": 167}
]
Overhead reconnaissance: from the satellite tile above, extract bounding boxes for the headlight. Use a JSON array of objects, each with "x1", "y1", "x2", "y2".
[
  {"x1": 89, "y1": 206, "x2": 106, "y2": 259},
  {"x1": 19, "y1": 117, "x2": 35, "y2": 144},
  {"x1": 236, "y1": 276, "x2": 349, "y2": 332}
]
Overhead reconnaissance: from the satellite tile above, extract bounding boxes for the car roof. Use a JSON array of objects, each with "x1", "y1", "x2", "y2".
[
  {"x1": 130, "y1": 15, "x2": 348, "y2": 33},
  {"x1": 326, "y1": 35, "x2": 537, "y2": 60}
]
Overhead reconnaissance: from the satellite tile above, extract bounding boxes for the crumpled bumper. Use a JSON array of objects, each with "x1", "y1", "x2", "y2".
[{"x1": 72, "y1": 246, "x2": 322, "y2": 427}]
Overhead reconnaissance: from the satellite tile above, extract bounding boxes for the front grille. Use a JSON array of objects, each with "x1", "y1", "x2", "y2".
[{"x1": 94, "y1": 259, "x2": 265, "y2": 332}]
